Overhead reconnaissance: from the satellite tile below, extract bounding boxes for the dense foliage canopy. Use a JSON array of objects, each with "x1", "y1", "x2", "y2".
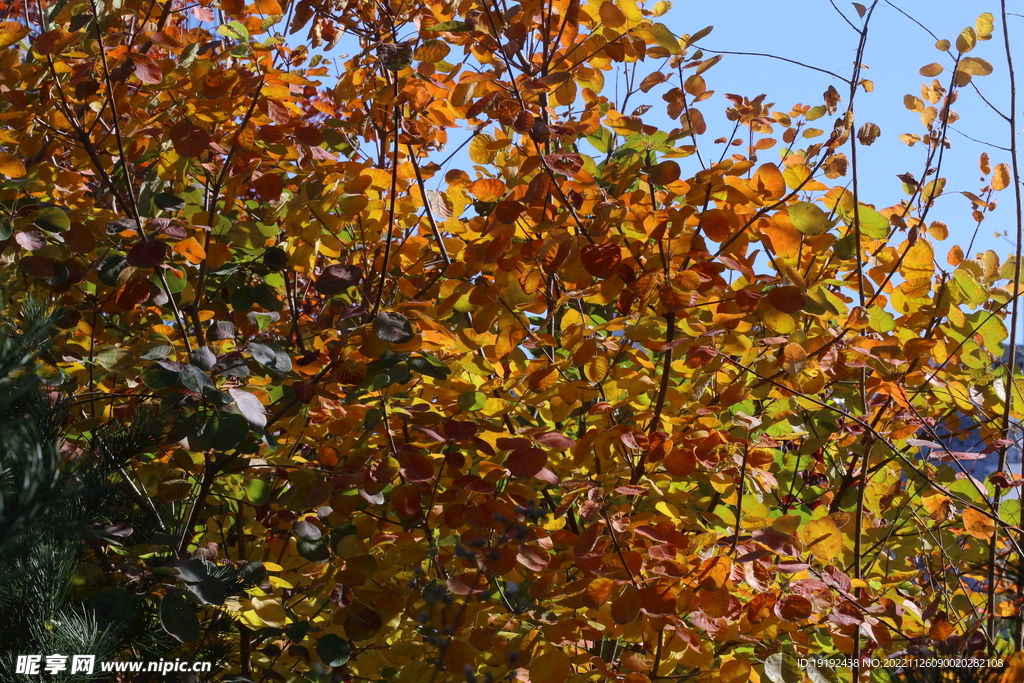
[{"x1": 2, "y1": 0, "x2": 1024, "y2": 681}]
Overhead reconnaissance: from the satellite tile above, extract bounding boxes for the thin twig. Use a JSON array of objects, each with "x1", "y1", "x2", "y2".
[{"x1": 694, "y1": 47, "x2": 852, "y2": 84}]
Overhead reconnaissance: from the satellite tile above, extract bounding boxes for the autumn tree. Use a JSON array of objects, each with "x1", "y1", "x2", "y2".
[{"x1": 1, "y1": 0, "x2": 1024, "y2": 681}]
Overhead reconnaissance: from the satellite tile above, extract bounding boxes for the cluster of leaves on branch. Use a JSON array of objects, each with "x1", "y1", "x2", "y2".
[{"x1": 3, "y1": 0, "x2": 1024, "y2": 680}]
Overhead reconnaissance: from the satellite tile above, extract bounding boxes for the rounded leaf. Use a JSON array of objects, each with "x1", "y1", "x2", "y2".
[
  {"x1": 787, "y1": 201, "x2": 832, "y2": 235},
  {"x1": 373, "y1": 311, "x2": 416, "y2": 344},
  {"x1": 530, "y1": 650, "x2": 571, "y2": 683},
  {"x1": 317, "y1": 634, "x2": 351, "y2": 667},
  {"x1": 160, "y1": 594, "x2": 200, "y2": 643}
]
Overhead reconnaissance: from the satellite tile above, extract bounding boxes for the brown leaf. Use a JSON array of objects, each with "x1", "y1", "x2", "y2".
[
  {"x1": 775, "y1": 594, "x2": 814, "y2": 622},
  {"x1": 856, "y1": 122, "x2": 881, "y2": 146},
  {"x1": 647, "y1": 160, "x2": 680, "y2": 185},
  {"x1": 580, "y1": 243, "x2": 622, "y2": 278},
  {"x1": 170, "y1": 122, "x2": 211, "y2": 157},
  {"x1": 544, "y1": 152, "x2": 583, "y2": 176}
]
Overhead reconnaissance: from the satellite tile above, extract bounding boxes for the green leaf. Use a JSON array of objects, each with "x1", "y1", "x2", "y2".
[
  {"x1": 180, "y1": 364, "x2": 215, "y2": 394},
  {"x1": 218, "y1": 20, "x2": 249, "y2": 41},
  {"x1": 248, "y1": 342, "x2": 292, "y2": 372},
  {"x1": 410, "y1": 354, "x2": 450, "y2": 380},
  {"x1": 458, "y1": 391, "x2": 487, "y2": 411},
  {"x1": 296, "y1": 537, "x2": 330, "y2": 562},
  {"x1": 425, "y1": 20, "x2": 472, "y2": 32},
  {"x1": 248, "y1": 311, "x2": 280, "y2": 332},
  {"x1": 317, "y1": 634, "x2": 352, "y2": 667},
  {"x1": 788, "y1": 201, "x2": 833, "y2": 236},
  {"x1": 160, "y1": 594, "x2": 200, "y2": 643},
  {"x1": 245, "y1": 478, "x2": 272, "y2": 505},
  {"x1": 953, "y1": 268, "x2": 987, "y2": 306},
  {"x1": 96, "y1": 346, "x2": 133, "y2": 373},
  {"x1": 293, "y1": 520, "x2": 321, "y2": 541},
  {"x1": 35, "y1": 206, "x2": 70, "y2": 232},
  {"x1": 203, "y1": 411, "x2": 249, "y2": 451},
  {"x1": 586, "y1": 126, "x2": 614, "y2": 154},
  {"x1": 853, "y1": 206, "x2": 889, "y2": 239},
  {"x1": 179, "y1": 41, "x2": 200, "y2": 68},
  {"x1": 90, "y1": 588, "x2": 136, "y2": 632},
  {"x1": 763, "y1": 653, "x2": 802, "y2": 683}
]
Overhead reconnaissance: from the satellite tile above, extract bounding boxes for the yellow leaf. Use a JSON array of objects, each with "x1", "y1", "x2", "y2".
[
  {"x1": 585, "y1": 354, "x2": 609, "y2": 383},
  {"x1": 616, "y1": 0, "x2": 643, "y2": 23},
  {"x1": 963, "y1": 507, "x2": 996, "y2": 540},
  {"x1": 956, "y1": 26, "x2": 977, "y2": 53},
  {"x1": 902, "y1": 240, "x2": 935, "y2": 278},
  {"x1": 960, "y1": 57, "x2": 993, "y2": 76},
  {"x1": 252, "y1": 596, "x2": 288, "y2": 628},
  {"x1": 797, "y1": 516, "x2": 843, "y2": 561},
  {"x1": 0, "y1": 152, "x2": 26, "y2": 178},
  {"x1": 649, "y1": 23, "x2": 681, "y2": 54},
  {"x1": 993, "y1": 163, "x2": 1011, "y2": 191},
  {"x1": 976, "y1": 12, "x2": 995, "y2": 40},
  {"x1": 469, "y1": 134, "x2": 495, "y2": 164},
  {"x1": 919, "y1": 63, "x2": 943, "y2": 77},
  {"x1": 530, "y1": 650, "x2": 571, "y2": 683},
  {"x1": 414, "y1": 39, "x2": 450, "y2": 63},
  {"x1": 0, "y1": 20, "x2": 29, "y2": 49},
  {"x1": 652, "y1": 1, "x2": 672, "y2": 17}
]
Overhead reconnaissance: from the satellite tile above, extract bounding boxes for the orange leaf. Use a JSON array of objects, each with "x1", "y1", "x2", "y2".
[
  {"x1": 0, "y1": 152, "x2": 26, "y2": 178},
  {"x1": 993, "y1": 163, "x2": 1011, "y2": 190},
  {"x1": 173, "y1": 236, "x2": 206, "y2": 264}
]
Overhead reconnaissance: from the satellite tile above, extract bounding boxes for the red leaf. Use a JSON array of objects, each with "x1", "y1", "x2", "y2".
[
  {"x1": 447, "y1": 572, "x2": 487, "y2": 596},
  {"x1": 639, "y1": 583, "x2": 676, "y2": 616},
  {"x1": 506, "y1": 448, "x2": 545, "y2": 478},
  {"x1": 127, "y1": 240, "x2": 168, "y2": 268},
  {"x1": 266, "y1": 99, "x2": 290, "y2": 125},
  {"x1": 535, "y1": 432, "x2": 575, "y2": 450},
  {"x1": 131, "y1": 54, "x2": 164, "y2": 84},
  {"x1": 544, "y1": 152, "x2": 583, "y2": 176},
  {"x1": 580, "y1": 243, "x2": 622, "y2": 278},
  {"x1": 517, "y1": 547, "x2": 549, "y2": 571},
  {"x1": 398, "y1": 451, "x2": 434, "y2": 482},
  {"x1": 391, "y1": 485, "x2": 422, "y2": 520},
  {"x1": 647, "y1": 160, "x2": 681, "y2": 185},
  {"x1": 253, "y1": 173, "x2": 283, "y2": 200},
  {"x1": 443, "y1": 420, "x2": 477, "y2": 441},
  {"x1": 513, "y1": 109, "x2": 536, "y2": 133},
  {"x1": 170, "y1": 122, "x2": 211, "y2": 157},
  {"x1": 612, "y1": 586, "x2": 642, "y2": 624},
  {"x1": 765, "y1": 285, "x2": 807, "y2": 314},
  {"x1": 535, "y1": 467, "x2": 560, "y2": 484},
  {"x1": 116, "y1": 277, "x2": 152, "y2": 309}
]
